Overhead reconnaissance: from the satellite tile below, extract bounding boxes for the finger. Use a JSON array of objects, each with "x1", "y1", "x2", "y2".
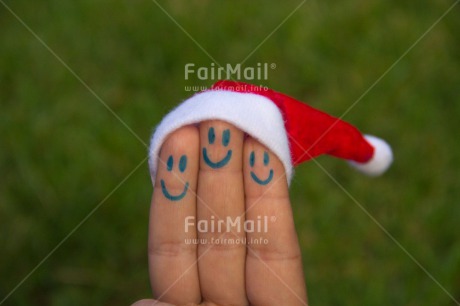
[
  {"x1": 196, "y1": 120, "x2": 247, "y2": 305},
  {"x1": 149, "y1": 126, "x2": 201, "y2": 304},
  {"x1": 243, "y1": 137, "x2": 307, "y2": 305}
]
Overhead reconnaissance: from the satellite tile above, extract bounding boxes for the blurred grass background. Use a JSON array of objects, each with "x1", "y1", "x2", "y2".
[{"x1": 1, "y1": 0, "x2": 459, "y2": 305}]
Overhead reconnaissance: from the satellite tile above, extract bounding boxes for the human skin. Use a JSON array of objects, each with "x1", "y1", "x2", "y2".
[{"x1": 132, "y1": 120, "x2": 307, "y2": 306}]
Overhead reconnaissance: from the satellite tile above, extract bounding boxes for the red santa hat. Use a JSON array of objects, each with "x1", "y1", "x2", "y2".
[{"x1": 149, "y1": 80, "x2": 393, "y2": 185}]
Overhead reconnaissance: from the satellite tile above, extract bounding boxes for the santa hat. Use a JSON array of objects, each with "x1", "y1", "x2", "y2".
[{"x1": 149, "y1": 80, "x2": 393, "y2": 185}]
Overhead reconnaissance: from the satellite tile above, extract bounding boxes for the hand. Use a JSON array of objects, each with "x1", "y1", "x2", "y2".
[{"x1": 132, "y1": 121, "x2": 307, "y2": 306}]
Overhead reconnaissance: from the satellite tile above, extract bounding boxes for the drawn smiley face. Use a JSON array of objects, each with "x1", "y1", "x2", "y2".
[
  {"x1": 160, "y1": 154, "x2": 189, "y2": 201},
  {"x1": 249, "y1": 150, "x2": 274, "y2": 185},
  {"x1": 202, "y1": 127, "x2": 232, "y2": 169}
]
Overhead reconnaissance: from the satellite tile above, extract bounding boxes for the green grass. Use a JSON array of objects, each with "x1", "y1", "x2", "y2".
[{"x1": 1, "y1": 0, "x2": 459, "y2": 305}]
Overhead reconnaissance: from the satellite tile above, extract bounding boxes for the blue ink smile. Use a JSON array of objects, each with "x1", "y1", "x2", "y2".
[
  {"x1": 203, "y1": 127, "x2": 233, "y2": 168},
  {"x1": 250, "y1": 169, "x2": 274, "y2": 185},
  {"x1": 202, "y1": 148, "x2": 233, "y2": 169},
  {"x1": 249, "y1": 151, "x2": 274, "y2": 185},
  {"x1": 160, "y1": 179, "x2": 189, "y2": 201}
]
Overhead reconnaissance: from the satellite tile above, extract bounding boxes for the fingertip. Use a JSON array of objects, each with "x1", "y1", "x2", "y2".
[
  {"x1": 160, "y1": 125, "x2": 200, "y2": 157},
  {"x1": 243, "y1": 136, "x2": 289, "y2": 198},
  {"x1": 155, "y1": 125, "x2": 200, "y2": 190},
  {"x1": 199, "y1": 120, "x2": 244, "y2": 171}
]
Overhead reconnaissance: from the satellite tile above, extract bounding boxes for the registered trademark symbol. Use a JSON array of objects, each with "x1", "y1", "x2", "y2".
[
  {"x1": 270, "y1": 216, "x2": 277, "y2": 222},
  {"x1": 270, "y1": 63, "x2": 276, "y2": 69}
]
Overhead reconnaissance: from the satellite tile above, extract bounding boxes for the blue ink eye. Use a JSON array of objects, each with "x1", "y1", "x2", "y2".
[
  {"x1": 263, "y1": 152, "x2": 269, "y2": 166},
  {"x1": 250, "y1": 151, "x2": 255, "y2": 167},
  {"x1": 179, "y1": 155, "x2": 187, "y2": 172},
  {"x1": 222, "y1": 129, "x2": 230, "y2": 147},
  {"x1": 167, "y1": 155, "x2": 173, "y2": 171},
  {"x1": 249, "y1": 151, "x2": 256, "y2": 167},
  {"x1": 208, "y1": 127, "x2": 215, "y2": 144}
]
